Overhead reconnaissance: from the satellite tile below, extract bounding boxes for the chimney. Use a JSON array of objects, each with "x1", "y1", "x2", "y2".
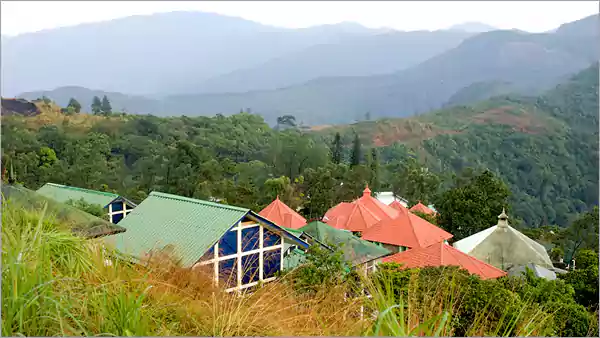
[{"x1": 284, "y1": 213, "x2": 293, "y2": 228}]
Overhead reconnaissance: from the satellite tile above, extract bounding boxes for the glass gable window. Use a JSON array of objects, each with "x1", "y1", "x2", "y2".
[
  {"x1": 241, "y1": 227, "x2": 260, "y2": 252},
  {"x1": 219, "y1": 258, "x2": 237, "y2": 288},
  {"x1": 241, "y1": 253, "x2": 260, "y2": 284},
  {"x1": 112, "y1": 213, "x2": 124, "y2": 224},
  {"x1": 203, "y1": 219, "x2": 287, "y2": 292},
  {"x1": 111, "y1": 202, "x2": 124, "y2": 212},
  {"x1": 218, "y1": 230, "x2": 238, "y2": 256},
  {"x1": 263, "y1": 248, "x2": 281, "y2": 279},
  {"x1": 263, "y1": 229, "x2": 281, "y2": 247}
]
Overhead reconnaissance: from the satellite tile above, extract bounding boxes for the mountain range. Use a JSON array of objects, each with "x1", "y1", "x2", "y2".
[{"x1": 5, "y1": 12, "x2": 599, "y2": 125}]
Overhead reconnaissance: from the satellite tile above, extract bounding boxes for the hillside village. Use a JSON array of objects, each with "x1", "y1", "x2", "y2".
[{"x1": 12, "y1": 179, "x2": 564, "y2": 290}]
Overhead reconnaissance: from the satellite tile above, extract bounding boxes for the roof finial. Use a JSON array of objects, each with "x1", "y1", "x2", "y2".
[
  {"x1": 497, "y1": 208, "x2": 509, "y2": 227},
  {"x1": 363, "y1": 184, "x2": 371, "y2": 196},
  {"x1": 276, "y1": 195, "x2": 280, "y2": 200}
]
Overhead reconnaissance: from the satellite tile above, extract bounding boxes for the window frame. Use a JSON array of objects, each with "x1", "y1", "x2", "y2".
[{"x1": 196, "y1": 220, "x2": 284, "y2": 292}]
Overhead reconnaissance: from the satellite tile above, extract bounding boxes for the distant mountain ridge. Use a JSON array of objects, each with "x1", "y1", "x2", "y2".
[
  {"x1": 2, "y1": 10, "x2": 473, "y2": 97},
  {"x1": 11, "y1": 13, "x2": 599, "y2": 126}
]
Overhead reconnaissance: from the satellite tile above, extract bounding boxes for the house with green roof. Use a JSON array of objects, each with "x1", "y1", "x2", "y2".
[
  {"x1": 106, "y1": 191, "x2": 310, "y2": 293},
  {"x1": 36, "y1": 183, "x2": 137, "y2": 224},
  {"x1": 282, "y1": 221, "x2": 391, "y2": 274}
]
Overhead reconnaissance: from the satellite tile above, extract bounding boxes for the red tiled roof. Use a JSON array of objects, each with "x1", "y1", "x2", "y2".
[
  {"x1": 356, "y1": 186, "x2": 399, "y2": 220},
  {"x1": 389, "y1": 200, "x2": 408, "y2": 212},
  {"x1": 410, "y1": 202, "x2": 436, "y2": 215},
  {"x1": 259, "y1": 196, "x2": 307, "y2": 229},
  {"x1": 362, "y1": 205, "x2": 453, "y2": 248},
  {"x1": 382, "y1": 241, "x2": 507, "y2": 280},
  {"x1": 324, "y1": 202, "x2": 382, "y2": 233}
]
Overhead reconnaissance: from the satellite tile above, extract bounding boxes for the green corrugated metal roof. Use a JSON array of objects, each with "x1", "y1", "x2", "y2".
[
  {"x1": 36, "y1": 183, "x2": 119, "y2": 207},
  {"x1": 299, "y1": 221, "x2": 391, "y2": 266},
  {"x1": 107, "y1": 191, "x2": 249, "y2": 267},
  {"x1": 2, "y1": 184, "x2": 125, "y2": 238},
  {"x1": 283, "y1": 247, "x2": 307, "y2": 270}
]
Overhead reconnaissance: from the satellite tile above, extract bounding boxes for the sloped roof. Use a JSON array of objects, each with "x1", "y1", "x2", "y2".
[
  {"x1": 259, "y1": 196, "x2": 307, "y2": 229},
  {"x1": 382, "y1": 241, "x2": 507, "y2": 280},
  {"x1": 107, "y1": 191, "x2": 308, "y2": 267},
  {"x1": 355, "y1": 186, "x2": 399, "y2": 220},
  {"x1": 410, "y1": 202, "x2": 436, "y2": 215},
  {"x1": 299, "y1": 221, "x2": 391, "y2": 266},
  {"x1": 507, "y1": 263, "x2": 557, "y2": 280},
  {"x1": 389, "y1": 200, "x2": 408, "y2": 211},
  {"x1": 36, "y1": 183, "x2": 120, "y2": 207},
  {"x1": 452, "y1": 210, "x2": 553, "y2": 270},
  {"x1": 362, "y1": 205, "x2": 453, "y2": 248},
  {"x1": 324, "y1": 202, "x2": 382, "y2": 232},
  {"x1": 2, "y1": 184, "x2": 125, "y2": 239}
]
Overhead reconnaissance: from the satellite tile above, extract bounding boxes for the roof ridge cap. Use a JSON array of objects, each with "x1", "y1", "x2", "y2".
[
  {"x1": 150, "y1": 191, "x2": 249, "y2": 212},
  {"x1": 43, "y1": 182, "x2": 120, "y2": 198}
]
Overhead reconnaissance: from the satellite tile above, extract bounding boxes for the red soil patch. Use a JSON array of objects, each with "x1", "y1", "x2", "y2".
[
  {"x1": 371, "y1": 121, "x2": 461, "y2": 147},
  {"x1": 471, "y1": 106, "x2": 545, "y2": 134}
]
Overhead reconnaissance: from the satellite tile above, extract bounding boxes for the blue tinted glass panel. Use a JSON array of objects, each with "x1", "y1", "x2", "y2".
[
  {"x1": 219, "y1": 258, "x2": 237, "y2": 288},
  {"x1": 125, "y1": 203, "x2": 135, "y2": 210},
  {"x1": 263, "y1": 248, "x2": 281, "y2": 279},
  {"x1": 241, "y1": 253, "x2": 260, "y2": 284},
  {"x1": 111, "y1": 202, "x2": 123, "y2": 212},
  {"x1": 218, "y1": 230, "x2": 238, "y2": 256},
  {"x1": 241, "y1": 227, "x2": 260, "y2": 252},
  {"x1": 263, "y1": 228, "x2": 281, "y2": 247},
  {"x1": 112, "y1": 213, "x2": 124, "y2": 224},
  {"x1": 199, "y1": 245, "x2": 215, "y2": 262}
]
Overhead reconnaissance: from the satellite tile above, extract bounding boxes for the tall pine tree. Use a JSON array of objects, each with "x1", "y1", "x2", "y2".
[
  {"x1": 369, "y1": 148, "x2": 380, "y2": 191},
  {"x1": 331, "y1": 132, "x2": 343, "y2": 164},
  {"x1": 91, "y1": 96, "x2": 102, "y2": 115},
  {"x1": 350, "y1": 133, "x2": 361, "y2": 167},
  {"x1": 101, "y1": 95, "x2": 112, "y2": 115}
]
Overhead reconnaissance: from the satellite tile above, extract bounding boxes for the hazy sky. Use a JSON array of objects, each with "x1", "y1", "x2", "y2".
[{"x1": 1, "y1": 1, "x2": 598, "y2": 36}]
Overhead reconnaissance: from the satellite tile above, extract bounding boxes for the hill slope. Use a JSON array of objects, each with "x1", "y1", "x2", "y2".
[
  {"x1": 1, "y1": 11, "x2": 385, "y2": 97},
  {"x1": 191, "y1": 30, "x2": 472, "y2": 94},
  {"x1": 321, "y1": 63, "x2": 599, "y2": 227},
  {"x1": 2, "y1": 11, "x2": 474, "y2": 97}
]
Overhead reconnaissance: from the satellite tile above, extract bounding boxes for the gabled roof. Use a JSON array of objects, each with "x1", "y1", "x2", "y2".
[
  {"x1": 389, "y1": 200, "x2": 408, "y2": 211},
  {"x1": 452, "y1": 210, "x2": 553, "y2": 270},
  {"x1": 299, "y1": 221, "x2": 391, "y2": 266},
  {"x1": 355, "y1": 186, "x2": 399, "y2": 220},
  {"x1": 382, "y1": 241, "x2": 507, "y2": 280},
  {"x1": 324, "y1": 202, "x2": 382, "y2": 232},
  {"x1": 259, "y1": 196, "x2": 307, "y2": 229},
  {"x1": 36, "y1": 183, "x2": 121, "y2": 208},
  {"x1": 2, "y1": 184, "x2": 125, "y2": 239},
  {"x1": 107, "y1": 191, "x2": 308, "y2": 267},
  {"x1": 362, "y1": 205, "x2": 453, "y2": 248},
  {"x1": 410, "y1": 201, "x2": 436, "y2": 215}
]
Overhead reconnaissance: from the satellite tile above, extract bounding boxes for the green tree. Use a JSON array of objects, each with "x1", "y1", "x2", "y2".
[
  {"x1": 563, "y1": 206, "x2": 599, "y2": 264},
  {"x1": 434, "y1": 169, "x2": 511, "y2": 240},
  {"x1": 91, "y1": 96, "x2": 102, "y2": 115},
  {"x1": 391, "y1": 158, "x2": 440, "y2": 205},
  {"x1": 67, "y1": 98, "x2": 82, "y2": 114},
  {"x1": 101, "y1": 95, "x2": 112, "y2": 115},
  {"x1": 350, "y1": 133, "x2": 361, "y2": 167},
  {"x1": 331, "y1": 132, "x2": 343, "y2": 164},
  {"x1": 369, "y1": 148, "x2": 381, "y2": 192}
]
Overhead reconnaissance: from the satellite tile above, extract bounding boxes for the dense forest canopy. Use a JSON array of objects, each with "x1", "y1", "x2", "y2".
[{"x1": 1, "y1": 64, "x2": 598, "y2": 231}]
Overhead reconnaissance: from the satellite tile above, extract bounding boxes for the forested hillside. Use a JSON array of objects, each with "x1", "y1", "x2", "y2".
[
  {"x1": 316, "y1": 64, "x2": 599, "y2": 227},
  {"x1": 2, "y1": 64, "x2": 597, "y2": 230}
]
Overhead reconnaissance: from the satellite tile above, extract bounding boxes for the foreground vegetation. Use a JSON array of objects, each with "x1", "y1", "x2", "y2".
[{"x1": 2, "y1": 203, "x2": 598, "y2": 336}]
